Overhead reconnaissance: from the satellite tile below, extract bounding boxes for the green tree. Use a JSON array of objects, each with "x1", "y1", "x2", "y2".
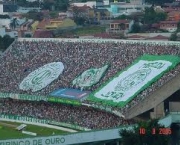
[
  {"x1": 17, "y1": 0, "x2": 41, "y2": 7},
  {"x1": 23, "y1": 11, "x2": 44, "y2": 21},
  {"x1": 115, "y1": 14, "x2": 130, "y2": 20},
  {"x1": 143, "y1": 7, "x2": 167, "y2": 25},
  {"x1": 0, "y1": 35, "x2": 14, "y2": 51},
  {"x1": 74, "y1": 17, "x2": 86, "y2": 25},
  {"x1": 170, "y1": 33, "x2": 177, "y2": 41},
  {"x1": 145, "y1": 0, "x2": 174, "y2": 5},
  {"x1": 43, "y1": 0, "x2": 69, "y2": 11},
  {"x1": 10, "y1": 18, "x2": 19, "y2": 30},
  {"x1": 55, "y1": 0, "x2": 69, "y2": 11},
  {"x1": 176, "y1": 21, "x2": 180, "y2": 32},
  {"x1": 49, "y1": 11, "x2": 59, "y2": 19},
  {"x1": 120, "y1": 120, "x2": 170, "y2": 145},
  {"x1": 0, "y1": 15, "x2": 10, "y2": 19},
  {"x1": 25, "y1": 34, "x2": 32, "y2": 38},
  {"x1": 130, "y1": 23, "x2": 141, "y2": 33}
]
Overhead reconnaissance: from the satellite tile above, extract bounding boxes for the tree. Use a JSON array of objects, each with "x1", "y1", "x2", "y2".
[
  {"x1": 23, "y1": 11, "x2": 44, "y2": 21},
  {"x1": 0, "y1": 15, "x2": 10, "y2": 19},
  {"x1": 43, "y1": 0, "x2": 69, "y2": 11},
  {"x1": 10, "y1": 18, "x2": 19, "y2": 30},
  {"x1": 170, "y1": 33, "x2": 177, "y2": 41},
  {"x1": 143, "y1": 7, "x2": 167, "y2": 25},
  {"x1": 25, "y1": 34, "x2": 32, "y2": 38},
  {"x1": 130, "y1": 23, "x2": 141, "y2": 33},
  {"x1": 55, "y1": 0, "x2": 69, "y2": 11},
  {"x1": 145, "y1": 0, "x2": 174, "y2": 5},
  {"x1": 176, "y1": 21, "x2": 180, "y2": 32},
  {"x1": 119, "y1": 23, "x2": 125, "y2": 30},
  {"x1": 0, "y1": 35, "x2": 14, "y2": 51},
  {"x1": 115, "y1": 14, "x2": 130, "y2": 20},
  {"x1": 72, "y1": 6, "x2": 87, "y2": 25},
  {"x1": 49, "y1": 11, "x2": 59, "y2": 19},
  {"x1": 120, "y1": 119, "x2": 171, "y2": 145}
]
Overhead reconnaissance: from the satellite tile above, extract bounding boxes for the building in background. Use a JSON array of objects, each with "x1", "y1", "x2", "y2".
[
  {"x1": 106, "y1": 2, "x2": 151, "y2": 17},
  {"x1": 107, "y1": 19, "x2": 134, "y2": 34},
  {"x1": 159, "y1": 21, "x2": 178, "y2": 32},
  {"x1": 0, "y1": 1, "x2": 17, "y2": 13}
]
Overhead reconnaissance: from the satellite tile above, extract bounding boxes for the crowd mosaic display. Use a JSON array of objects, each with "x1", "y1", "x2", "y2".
[{"x1": 0, "y1": 38, "x2": 180, "y2": 129}]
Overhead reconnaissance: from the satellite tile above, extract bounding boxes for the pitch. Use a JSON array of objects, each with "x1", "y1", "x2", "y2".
[{"x1": 0, "y1": 121, "x2": 68, "y2": 140}]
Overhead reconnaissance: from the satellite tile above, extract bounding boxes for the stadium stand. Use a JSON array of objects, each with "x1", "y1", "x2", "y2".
[
  {"x1": 0, "y1": 38, "x2": 180, "y2": 129},
  {"x1": 0, "y1": 99, "x2": 134, "y2": 129}
]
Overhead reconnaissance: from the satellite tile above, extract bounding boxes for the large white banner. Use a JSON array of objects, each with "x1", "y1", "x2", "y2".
[
  {"x1": 89, "y1": 55, "x2": 180, "y2": 107},
  {"x1": 95, "y1": 60, "x2": 171, "y2": 102},
  {"x1": 19, "y1": 62, "x2": 64, "y2": 92}
]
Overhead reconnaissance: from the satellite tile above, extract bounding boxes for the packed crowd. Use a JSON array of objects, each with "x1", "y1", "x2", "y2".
[
  {"x1": 0, "y1": 39, "x2": 180, "y2": 113},
  {"x1": 0, "y1": 98, "x2": 134, "y2": 129}
]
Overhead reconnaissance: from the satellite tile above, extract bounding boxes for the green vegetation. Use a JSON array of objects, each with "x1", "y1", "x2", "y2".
[
  {"x1": 0, "y1": 15, "x2": 10, "y2": 19},
  {"x1": 170, "y1": 32, "x2": 177, "y2": 41},
  {"x1": 0, "y1": 121, "x2": 68, "y2": 140},
  {"x1": 10, "y1": 18, "x2": 19, "y2": 30},
  {"x1": 16, "y1": 0, "x2": 42, "y2": 8},
  {"x1": 75, "y1": 26, "x2": 106, "y2": 35},
  {"x1": 119, "y1": 119, "x2": 170, "y2": 145},
  {"x1": 0, "y1": 35, "x2": 14, "y2": 52},
  {"x1": 43, "y1": 0, "x2": 69, "y2": 11},
  {"x1": 114, "y1": 14, "x2": 130, "y2": 20},
  {"x1": 49, "y1": 11, "x2": 59, "y2": 19},
  {"x1": 143, "y1": 7, "x2": 167, "y2": 25},
  {"x1": 130, "y1": 23, "x2": 141, "y2": 33},
  {"x1": 145, "y1": 0, "x2": 174, "y2": 5},
  {"x1": 169, "y1": 21, "x2": 180, "y2": 41},
  {"x1": 22, "y1": 11, "x2": 44, "y2": 21},
  {"x1": 17, "y1": 0, "x2": 69, "y2": 11}
]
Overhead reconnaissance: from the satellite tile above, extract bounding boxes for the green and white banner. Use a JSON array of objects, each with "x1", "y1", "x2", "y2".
[
  {"x1": 0, "y1": 92, "x2": 48, "y2": 101},
  {"x1": 19, "y1": 62, "x2": 64, "y2": 92},
  {"x1": 72, "y1": 65, "x2": 108, "y2": 89},
  {"x1": 89, "y1": 55, "x2": 180, "y2": 107}
]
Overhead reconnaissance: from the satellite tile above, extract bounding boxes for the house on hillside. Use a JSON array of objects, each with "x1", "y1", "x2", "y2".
[
  {"x1": 45, "y1": 18, "x2": 77, "y2": 30},
  {"x1": 167, "y1": 11, "x2": 180, "y2": 21},
  {"x1": 0, "y1": 27, "x2": 18, "y2": 38},
  {"x1": 88, "y1": 8, "x2": 111, "y2": 21},
  {"x1": 36, "y1": 18, "x2": 76, "y2": 30},
  {"x1": 0, "y1": 2, "x2": 17, "y2": 13},
  {"x1": 159, "y1": 21, "x2": 178, "y2": 32},
  {"x1": 107, "y1": 2, "x2": 151, "y2": 17},
  {"x1": 107, "y1": 19, "x2": 134, "y2": 34}
]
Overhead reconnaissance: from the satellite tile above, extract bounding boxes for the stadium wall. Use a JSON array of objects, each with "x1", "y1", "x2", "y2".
[
  {"x1": 125, "y1": 72, "x2": 180, "y2": 119},
  {"x1": 169, "y1": 102, "x2": 180, "y2": 112},
  {"x1": 17, "y1": 38, "x2": 180, "y2": 46},
  {"x1": 0, "y1": 124, "x2": 135, "y2": 145}
]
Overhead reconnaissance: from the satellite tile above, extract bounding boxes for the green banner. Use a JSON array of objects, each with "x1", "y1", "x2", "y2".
[
  {"x1": 48, "y1": 97, "x2": 81, "y2": 106},
  {"x1": 88, "y1": 55, "x2": 180, "y2": 107},
  {"x1": 72, "y1": 64, "x2": 109, "y2": 89},
  {"x1": 0, "y1": 92, "x2": 82, "y2": 106},
  {"x1": 0, "y1": 92, "x2": 48, "y2": 101}
]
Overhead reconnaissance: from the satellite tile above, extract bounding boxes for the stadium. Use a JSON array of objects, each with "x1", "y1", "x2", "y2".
[{"x1": 0, "y1": 38, "x2": 180, "y2": 145}]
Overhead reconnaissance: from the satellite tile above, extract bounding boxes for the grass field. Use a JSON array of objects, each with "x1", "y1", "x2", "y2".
[{"x1": 0, "y1": 121, "x2": 69, "y2": 140}]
